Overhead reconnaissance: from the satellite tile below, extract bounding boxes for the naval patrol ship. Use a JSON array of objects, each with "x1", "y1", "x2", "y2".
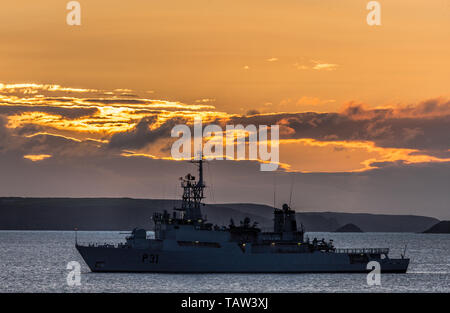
[{"x1": 76, "y1": 159, "x2": 409, "y2": 273}]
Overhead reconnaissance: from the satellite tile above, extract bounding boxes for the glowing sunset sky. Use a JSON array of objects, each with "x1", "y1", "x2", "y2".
[{"x1": 0, "y1": 1, "x2": 449, "y2": 218}]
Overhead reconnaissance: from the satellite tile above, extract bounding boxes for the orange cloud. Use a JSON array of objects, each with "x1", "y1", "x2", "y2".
[
  {"x1": 1, "y1": 82, "x2": 450, "y2": 174},
  {"x1": 23, "y1": 154, "x2": 52, "y2": 162}
]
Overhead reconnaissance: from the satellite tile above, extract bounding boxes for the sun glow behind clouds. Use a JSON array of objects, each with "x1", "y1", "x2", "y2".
[
  {"x1": 1, "y1": 83, "x2": 450, "y2": 173},
  {"x1": 1, "y1": 84, "x2": 225, "y2": 138}
]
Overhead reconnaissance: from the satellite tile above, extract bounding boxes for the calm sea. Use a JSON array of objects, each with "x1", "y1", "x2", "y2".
[{"x1": 0, "y1": 231, "x2": 448, "y2": 292}]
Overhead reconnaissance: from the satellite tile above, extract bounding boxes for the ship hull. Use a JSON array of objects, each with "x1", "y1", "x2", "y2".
[{"x1": 76, "y1": 245, "x2": 409, "y2": 273}]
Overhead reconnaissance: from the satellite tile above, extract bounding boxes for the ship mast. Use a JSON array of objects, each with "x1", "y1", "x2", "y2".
[{"x1": 176, "y1": 157, "x2": 206, "y2": 222}]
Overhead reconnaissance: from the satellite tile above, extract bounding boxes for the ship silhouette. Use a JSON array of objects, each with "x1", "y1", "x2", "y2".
[{"x1": 76, "y1": 159, "x2": 409, "y2": 273}]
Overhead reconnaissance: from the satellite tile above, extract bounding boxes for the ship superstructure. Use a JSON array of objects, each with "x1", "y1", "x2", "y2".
[{"x1": 76, "y1": 159, "x2": 409, "y2": 273}]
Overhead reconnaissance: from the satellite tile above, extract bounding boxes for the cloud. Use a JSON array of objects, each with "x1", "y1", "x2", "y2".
[
  {"x1": 0, "y1": 114, "x2": 108, "y2": 162},
  {"x1": 0, "y1": 83, "x2": 99, "y2": 94},
  {"x1": 293, "y1": 60, "x2": 338, "y2": 71},
  {"x1": 195, "y1": 98, "x2": 216, "y2": 104},
  {"x1": 296, "y1": 96, "x2": 335, "y2": 107},
  {"x1": 0, "y1": 85, "x2": 219, "y2": 142},
  {"x1": 262, "y1": 97, "x2": 336, "y2": 113},
  {"x1": 311, "y1": 61, "x2": 338, "y2": 71},
  {"x1": 0, "y1": 103, "x2": 99, "y2": 120},
  {"x1": 229, "y1": 98, "x2": 450, "y2": 152},
  {"x1": 1, "y1": 82, "x2": 450, "y2": 175},
  {"x1": 245, "y1": 109, "x2": 261, "y2": 116},
  {"x1": 293, "y1": 62, "x2": 308, "y2": 70},
  {"x1": 108, "y1": 116, "x2": 188, "y2": 150},
  {"x1": 23, "y1": 154, "x2": 52, "y2": 162}
]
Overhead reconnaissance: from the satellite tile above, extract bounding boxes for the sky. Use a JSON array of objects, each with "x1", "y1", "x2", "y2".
[{"x1": 0, "y1": 1, "x2": 449, "y2": 219}]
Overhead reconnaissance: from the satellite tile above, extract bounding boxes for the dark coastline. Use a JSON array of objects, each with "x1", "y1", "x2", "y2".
[{"x1": 0, "y1": 197, "x2": 439, "y2": 232}]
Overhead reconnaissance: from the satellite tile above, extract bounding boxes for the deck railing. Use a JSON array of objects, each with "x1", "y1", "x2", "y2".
[
  {"x1": 77, "y1": 242, "x2": 128, "y2": 248},
  {"x1": 335, "y1": 248, "x2": 389, "y2": 254}
]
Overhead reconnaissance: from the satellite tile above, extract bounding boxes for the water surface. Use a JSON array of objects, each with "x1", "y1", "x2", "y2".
[{"x1": 0, "y1": 231, "x2": 448, "y2": 292}]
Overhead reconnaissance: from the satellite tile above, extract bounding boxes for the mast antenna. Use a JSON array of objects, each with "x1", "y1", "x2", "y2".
[
  {"x1": 289, "y1": 173, "x2": 295, "y2": 208},
  {"x1": 273, "y1": 172, "x2": 276, "y2": 209}
]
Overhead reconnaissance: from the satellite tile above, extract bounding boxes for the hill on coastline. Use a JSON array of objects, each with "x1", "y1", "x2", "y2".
[
  {"x1": 0, "y1": 197, "x2": 439, "y2": 232},
  {"x1": 423, "y1": 221, "x2": 450, "y2": 233},
  {"x1": 334, "y1": 223, "x2": 363, "y2": 232}
]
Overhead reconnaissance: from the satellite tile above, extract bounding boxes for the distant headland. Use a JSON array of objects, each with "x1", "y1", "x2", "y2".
[{"x1": 423, "y1": 221, "x2": 450, "y2": 234}]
